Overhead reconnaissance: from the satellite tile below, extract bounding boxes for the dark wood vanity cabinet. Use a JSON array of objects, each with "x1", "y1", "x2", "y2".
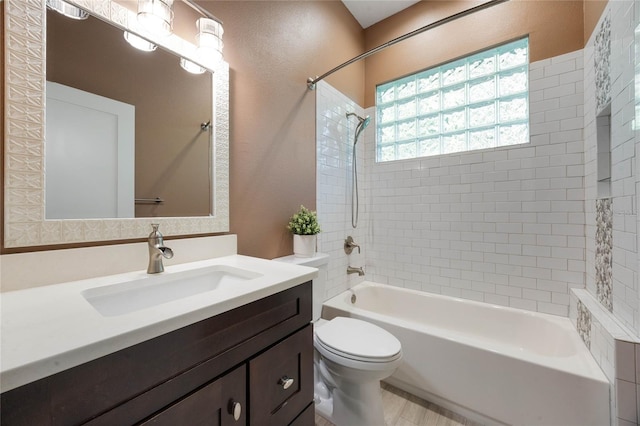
[
  {"x1": 1, "y1": 282, "x2": 314, "y2": 426},
  {"x1": 250, "y1": 324, "x2": 314, "y2": 425},
  {"x1": 140, "y1": 364, "x2": 247, "y2": 426}
]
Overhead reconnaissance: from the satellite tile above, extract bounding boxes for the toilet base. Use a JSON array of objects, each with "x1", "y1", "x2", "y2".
[
  {"x1": 314, "y1": 392, "x2": 333, "y2": 421},
  {"x1": 314, "y1": 379, "x2": 386, "y2": 426}
]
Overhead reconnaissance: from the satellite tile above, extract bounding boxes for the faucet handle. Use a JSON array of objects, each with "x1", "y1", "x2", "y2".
[
  {"x1": 149, "y1": 223, "x2": 164, "y2": 245},
  {"x1": 344, "y1": 236, "x2": 361, "y2": 254}
]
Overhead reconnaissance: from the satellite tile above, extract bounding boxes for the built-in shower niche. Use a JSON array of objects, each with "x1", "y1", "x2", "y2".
[{"x1": 595, "y1": 104, "x2": 612, "y2": 313}]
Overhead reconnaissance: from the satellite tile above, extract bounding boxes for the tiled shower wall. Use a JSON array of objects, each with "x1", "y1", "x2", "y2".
[
  {"x1": 314, "y1": 2, "x2": 640, "y2": 326},
  {"x1": 315, "y1": 81, "x2": 367, "y2": 300},
  {"x1": 573, "y1": 1, "x2": 640, "y2": 424},
  {"x1": 316, "y1": 52, "x2": 588, "y2": 316},
  {"x1": 363, "y1": 50, "x2": 585, "y2": 316},
  {"x1": 583, "y1": 0, "x2": 638, "y2": 334}
]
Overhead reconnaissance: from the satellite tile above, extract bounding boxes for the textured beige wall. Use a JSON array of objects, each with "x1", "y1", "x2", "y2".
[
  {"x1": 200, "y1": 1, "x2": 365, "y2": 259},
  {"x1": 363, "y1": 0, "x2": 585, "y2": 107},
  {"x1": 0, "y1": 0, "x2": 364, "y2": 255},
  {"x1": 0, "y1": 1, "x2": 608, "y2": 258},
  {"x1": 584, "y1": 0, "x2": 609, "y2": 42}
]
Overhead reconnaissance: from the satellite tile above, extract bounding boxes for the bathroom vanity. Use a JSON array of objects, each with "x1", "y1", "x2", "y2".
[{"x1": 1, "y1": 256, "x2": 316, "y2": 426}]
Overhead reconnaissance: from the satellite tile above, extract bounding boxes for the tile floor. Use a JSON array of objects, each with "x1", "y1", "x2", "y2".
[{"x1": 314, "y1": 382, "x2": 483, "y2": 426}]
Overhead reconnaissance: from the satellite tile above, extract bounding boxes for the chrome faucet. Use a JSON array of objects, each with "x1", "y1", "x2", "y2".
[
  {"x1": 147, "y1": 224, "x2": 174, "y2": 274},
  {"x1": 347, "y1": 266, "x2": 365, "y2": 276}
]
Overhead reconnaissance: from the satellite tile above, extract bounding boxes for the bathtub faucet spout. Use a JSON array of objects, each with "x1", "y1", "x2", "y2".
[{"x1": 347, "y1": 266, "x2": 365, "y2": 276}]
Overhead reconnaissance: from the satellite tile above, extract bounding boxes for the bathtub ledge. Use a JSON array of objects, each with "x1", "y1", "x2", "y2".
[{"x1": 571, "y1": 288, "x2": 637, "y2": 343}]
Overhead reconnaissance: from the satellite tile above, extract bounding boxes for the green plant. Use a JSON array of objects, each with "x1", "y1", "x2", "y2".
[{"x1": 287, "y1": 205, "x2": 321, "y2": 235}]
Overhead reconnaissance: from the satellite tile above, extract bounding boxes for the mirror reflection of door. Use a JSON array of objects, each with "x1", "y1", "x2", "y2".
[
  {"x1": 45, "y1": 82, "x2": 135, "y2": 219},
  {"x1": 46, "y1": 10, "x2": 213, "y2": 219}
]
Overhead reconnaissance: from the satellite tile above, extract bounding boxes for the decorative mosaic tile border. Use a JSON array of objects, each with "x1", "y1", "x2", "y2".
[
  {"x1": 595, "y1": 12, "x2": 611, "y2": 113},
  {"x1": 4, "y1": 0, "x2": 229, "y2": 248},
  {"x1": 596, "y1": 198, "x2": 613, "y2": 312},
  {"x1": 577, "y1": 299, "x2": 593, "y2": 349}
]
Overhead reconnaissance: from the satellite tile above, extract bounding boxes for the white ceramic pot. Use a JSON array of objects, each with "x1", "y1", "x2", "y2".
[{"x1": 293, "y1": 234, "x2": 317, "y2": 258}]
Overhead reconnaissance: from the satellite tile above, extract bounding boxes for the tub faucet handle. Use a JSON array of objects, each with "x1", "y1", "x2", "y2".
[{"x1": 344, "y1": 236, "x2": 361, "y2": 254}]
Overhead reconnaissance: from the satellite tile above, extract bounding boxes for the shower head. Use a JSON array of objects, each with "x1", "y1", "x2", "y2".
[
  {"x1": 358, "y1": 115, "x2": 371, "y2": 129},
  {"x1": 354, "y1": 115, "x2": 370, "y2": 141},
  {"x1": 346, "y1": 112, "x2": 367, "y2": 124},
  {"x1": 346, "y1": 112, "x2": 371, "y2": 144},
  {"x1": 353, "y1": 114, "x2": 371, "y2": 128}
]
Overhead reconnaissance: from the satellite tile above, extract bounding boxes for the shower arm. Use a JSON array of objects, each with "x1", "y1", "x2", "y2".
[{"x1": 307, "y1": 0, "x2": 509, "y2": 90}]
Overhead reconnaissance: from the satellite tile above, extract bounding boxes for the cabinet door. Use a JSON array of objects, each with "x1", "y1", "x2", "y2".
[
  {"x1": 249, "y1": 325, "x2": 313, "y2": 426},
  {"x1": 288, "y1": 403, "x2": 314, "y2": 426},
  {"x1": 140, "y1": 365, "x2": 246, "y2": 426}
]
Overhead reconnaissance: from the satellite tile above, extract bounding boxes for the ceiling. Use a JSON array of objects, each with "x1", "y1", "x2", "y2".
[{"x1": 341, "y1": 0, "x2": 421, "y2": 28}]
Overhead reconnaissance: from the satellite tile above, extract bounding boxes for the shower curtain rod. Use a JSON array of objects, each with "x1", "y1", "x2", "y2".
[{"x1": 307, "y1": 0, "x2": 509, "y2": 90}]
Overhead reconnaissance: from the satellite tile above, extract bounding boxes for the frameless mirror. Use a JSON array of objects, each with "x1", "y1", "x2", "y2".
[{"x1": 4, "y1": 0, "x2": 229, "y2": 248}]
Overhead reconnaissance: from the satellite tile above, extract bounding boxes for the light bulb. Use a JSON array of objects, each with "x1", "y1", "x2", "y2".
[
  {"x1": 196, "y1": 17, "x2": 224, "y2": 64},
  {"x1": 137, "y1": 0, "x2": 174, "y2": 37},
  {"x1": 179, "y1": 58, "x2": 206, "y2": 74},
  {"x1": 124, "y1": 31, "x2": 157, "y2": 52},
  {"x1": 46, "y1": 0, "x2": 89, "y2": 20}
]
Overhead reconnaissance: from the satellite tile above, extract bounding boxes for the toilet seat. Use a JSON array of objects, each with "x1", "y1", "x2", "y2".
[{"x1": 315, "y1": 317, "x2": 402, "y2": 363}]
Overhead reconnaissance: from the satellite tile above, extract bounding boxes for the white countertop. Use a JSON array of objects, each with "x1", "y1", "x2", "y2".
[{"x1": 0, "y1": 255, "x2": 317, "y2": 392}]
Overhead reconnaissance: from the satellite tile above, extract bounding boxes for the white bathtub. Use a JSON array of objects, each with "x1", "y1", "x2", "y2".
[{"x1": 322, "y1": 281, "x2": 610, "y2": 426}]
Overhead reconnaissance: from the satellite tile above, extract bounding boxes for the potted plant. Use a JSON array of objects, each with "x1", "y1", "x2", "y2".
[{"x1": 287, "y1": 205, "x2": 321, "y2": 257}]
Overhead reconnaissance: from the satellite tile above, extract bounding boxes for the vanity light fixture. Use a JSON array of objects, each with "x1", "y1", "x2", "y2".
[
  {"x1": 124, "y1": 31, "x2": 158, "y2": 52},
  {"x1": 137, "y1": 0, "x2": 174, "y2": 37},
  {"x1": 179, "y1": 57, "x2": 206, "y2": 74},
  {"x1": 132, "y1": 0, "x2": 224, "y2": 73},
  {"x1": 46, "y1": 0, "x2": 88, "y2": 20},
  {"x1": 196, "y1": 17, "x2": 224, "y2": 64}
]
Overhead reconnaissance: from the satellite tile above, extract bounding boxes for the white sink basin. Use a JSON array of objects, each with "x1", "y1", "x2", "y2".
[{"x1": 82, "y1": 265, "x2": 262, "y2": 317}]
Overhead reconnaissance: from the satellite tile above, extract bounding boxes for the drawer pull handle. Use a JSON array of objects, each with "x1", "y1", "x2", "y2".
[
  {"x1": 228, "y1": 400, "x2": 242, "y2": 421},
  {"x1": 278, "y1": 376, "x2": 295, "y2": 390}
]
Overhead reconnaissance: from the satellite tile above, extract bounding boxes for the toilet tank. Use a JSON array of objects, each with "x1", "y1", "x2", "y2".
[{"x1": 273, "y1": 253, "x2": 329, "y2": 322}]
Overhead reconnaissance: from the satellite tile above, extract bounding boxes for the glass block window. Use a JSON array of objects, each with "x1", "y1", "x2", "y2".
[{"x1": 376, "y1": 37, "x2": 529, "y2": 162}]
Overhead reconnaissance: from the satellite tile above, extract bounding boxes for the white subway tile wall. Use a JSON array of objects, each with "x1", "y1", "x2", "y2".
[
  {"x1": 315, "y1": 82, "x2": 368, "y2": 300},
  {"x1": 611, "y1": 0, "x2": 639, "y2": 336},
  {"x1": 358, "y1": 49, "x2": 585, "y2": 316},
  {"x1": 575, "y1": 2, "x2": 639, "y2": 425},
  {"x1": 584, "y1": 0, "x2": 639, "y2": 334}
]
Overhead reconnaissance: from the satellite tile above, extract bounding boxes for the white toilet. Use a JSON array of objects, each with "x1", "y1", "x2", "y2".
[{"x1": 275, "y1": 253, "x2": 402, "y2": 426}]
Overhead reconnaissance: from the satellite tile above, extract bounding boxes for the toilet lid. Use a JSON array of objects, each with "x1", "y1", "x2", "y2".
[{"x1": 315, "y1": 317, "x2": 401, "y2": 361}]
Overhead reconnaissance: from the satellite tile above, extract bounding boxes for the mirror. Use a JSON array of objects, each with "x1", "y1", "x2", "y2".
[
  {"x1": 46, "y1": 10, "x2": 212, "y2": 219},
  {"x1": 4, "y1": 0, "x2": 229, "y2": 248}
]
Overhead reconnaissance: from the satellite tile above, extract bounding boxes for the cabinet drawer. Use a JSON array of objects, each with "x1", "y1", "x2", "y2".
[
  {"x1": 140, "y1": 365, "x2": 246, "y2": 426},
  {"x1": 249, "y1": 325, "x2": 313, "y2": 426}
]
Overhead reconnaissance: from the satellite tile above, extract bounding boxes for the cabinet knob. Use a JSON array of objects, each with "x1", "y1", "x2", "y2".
[
  {"x1": 228, "y1": 400, "x2": 242, "y2": 421},
  {"x1": 278, "y1": 376, "x2": 295, "y2": 390}
]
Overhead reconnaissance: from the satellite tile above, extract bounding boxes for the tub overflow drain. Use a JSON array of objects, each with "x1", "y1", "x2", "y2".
[{"x1": 351, "y1": 293, "x2": 357, "y2": 304}]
